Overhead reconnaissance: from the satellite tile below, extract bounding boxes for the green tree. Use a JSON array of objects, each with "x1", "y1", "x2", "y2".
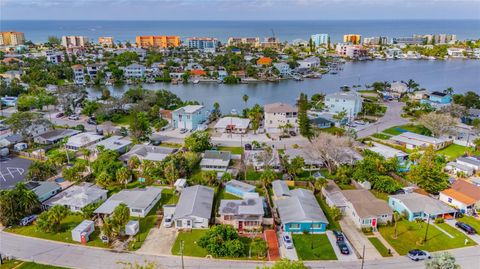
[
  {"x1": 82, "y1": 100, "x2": 100, "y2": 117},
  {"x1": 242, "y1": 94, "x2": 249, "y2": 109},
  {"x1": 0, "y1": 183, "x2": 40, "y2": 226},
  {"x1": 407, "y1": 146, "x2": 449, "y2": 194},
  {"x1": 26, "y1": 161, "x2": 57, "y2": 181},
  {"x1": 37, "y1": 205, "x2": 69, "y2": 233},
  {"x1": 287, "y1": 156, "x2": 305, "y2": 179},
  {"x1": 82, "y1": 201, "x2": 102, "y2": 219},
  {"x1": 246, "y1": 104, "x2": 264, "y2": 134},
  {"x1": 260, "y1": 169, "x2": 277, "y2": 186},
  {"x1": 314, "y1": 177, "x2": 328, "y2": 197},
  {"x1": 102, "y1": 203, "x2": 130, "y2": 239},
  {"x1": 47, "y1": 36, "x2": 61, "y2": 46},
  {"x1": 425, "y1": 252, "x2": 460, "y2": 269},
  {"x1": 129, "y1": 112, "x2": 152, "y2": 142},
  {"x1": 261, "y1": 259, "x2": 308, "y2": 269},
  {"x1": 116, "y1": 167, "x2": 131, "y2": 188},
  {"x1": 184, "y1": 131, "x2": 212, "y2": 152},
  {"x1": 198, "y1": 225, "x2": 245, "y2": 257},
  {"x1": 297, "y1": 93, "x2": 313, "y2": 139},
  {"x1": 201, "y1": 170, "x2": 217, "y2": 186}
]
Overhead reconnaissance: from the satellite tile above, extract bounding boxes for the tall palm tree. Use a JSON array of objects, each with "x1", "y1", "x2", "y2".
[
  {"x1": 444, "y1": 87, "x2": 454, "y2": 96},
  {"x1": 247, "y1": 104, "x2": 263, "y2": 134},
  {"x1": 48, "y1": 205, "x2": 68, "y2": 232},
  {"x1": 404, "y1": 79, "x2": 419, "y2": 93},
  {"x1": 14, "y1": 183, "x2": 40, "y2": 216},
  {"x1": 393, "y1": 211, "x2": 401, "y2": 239},
  {"x1": 242, "y1": 94, "x2": 249, "y2": 110},
  {"x1": 116, "y1": 167, "x2": 131, "y2": 189}
]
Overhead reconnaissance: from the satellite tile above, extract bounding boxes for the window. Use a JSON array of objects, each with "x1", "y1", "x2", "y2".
[
  {"x1": 176, "y1": 220, "x2": 182, "y2": 227},
  {"x1": 448, "y1": 198, "x2": 452, "y2": 203},
  {"x1": 311, "y1": 223, "x2": 321, "y2": 229},
  {"x1": 132, "y1": 208, "x2": 142, "y2": 213},
  {"x1": 186, "y1": 220, "x2": 191, "y2": 226},
  {"x1": 290, "y1": 223, "x2": 300, "y2": 229}
]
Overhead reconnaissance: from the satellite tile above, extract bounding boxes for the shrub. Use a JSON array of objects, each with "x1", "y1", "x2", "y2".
[{"x1": 434, "y1": 218, "x2": 445, "y2": 224}]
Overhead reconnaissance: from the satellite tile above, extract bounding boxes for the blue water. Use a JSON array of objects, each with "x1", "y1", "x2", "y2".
[{"x1": 2, "y1": 20, "x2": 480, "y2": 43}]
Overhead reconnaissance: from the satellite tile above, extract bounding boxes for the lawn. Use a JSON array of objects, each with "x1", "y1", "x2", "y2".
[
  {"x1": 457, "y1": 216, "x2": 480, "y2": 232},
  {"x1": 6, "y1": 214, "x2": 106, "y2": 248},
  {"x1": 316, "y1": 195, "x2": 341, "y2": 231},
  {"x1": 371, "y1": 133, "x2": 392, "y2": 140},
  {"x1": 1, "y1": 260, "x2": 70, "y2": 269},
  {"x1": 171, "y1": 230, "x2": 209, "y2": 257},
  {"x1": 436, "y1": 144, "x2": 470, "y2": 160},
  {"x1": 370, "y1": 189, "x2": 389, "y2": 201},
  {"x1": 160, "y1": 142, "x2": 183, "y2": 149},
  {"x1": 378, "y1": 220, "x2": 476, "y2": 255},
  {"x1": 316, "y1": 126, "x2": 345, "y2": 136},
  {"x1": 383, "y1": 124, "x2": 431, "y2": 136},
  {"x1": 292, "y1": 234, "x2": 337, "y2": 260},
  {"x1": 368, "y1": 237, "x2": 393, "y2": 257},
  {"x1": 217, "y1": 146, "x2": 244, "y2": 155}
]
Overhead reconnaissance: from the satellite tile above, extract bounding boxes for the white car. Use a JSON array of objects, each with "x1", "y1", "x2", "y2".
[
  {"x1": 282, "y1": 233, "x2": 294, "y2": 249},
  {"x1": 164, "y1": 214, "x2": 173, "y2": 228},
  {"x1": 407, "y1": 249, "x2": 431, "y2": 261},
  {"x1": 68, "y1": 114, "x2": 80, "y2": 120}
]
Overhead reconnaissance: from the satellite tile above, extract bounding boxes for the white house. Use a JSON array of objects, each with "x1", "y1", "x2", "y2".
[
  {"x1": 173, "y1": 185, "x2": 214, "y2": 229},
  {"x1": 71, "y1": 64, "x2": 85, "y2": 85},
  {"x1": 297, "y1": 56, "x2": 320, "y2": 69},
  {"x1": 445, "y1": 162, "x2": 474, "y2": 176},
  {"x1": 214, "y1": 117, "x2": 250, "y2": 134},
  {"x1": 324, "y1": 91, "x2": 363, "y2": 118},
  {"x1": 272, "y1": 62, "x2": 291, "y2": 76},
  {"x1": 44, "y1": 183, "x2": 107, "y2": 212},
  {"x1": 66, "y1": 132, "x2": 104, "y2": 151},
  {"x1": 440, "y1": 180, "x2": 480, "y2": 213},
  {"x1": 264, "y1": 103, "x2": 298, "y2": 133},
  {"x1": 390, "y1": 132, "x2": 451, "y2": 150},
  {"x1": 89, "y1": 136, "x2": 132, "y2": 156},
  {"x1": 94, "y1": 187, "x2": 162, "y2": 218},
  {"x1": 342, "y1": 189, "x2": 392, "y2": 230},
  {"x1": 200, "y1": 150, "x2": 231, "y2": 172},
  {"x1": 124, "y1": 63, "x2": 146, "y2": 79},
  {"x1": 456, "y1": 156, "x2": 480, "y2": 171},
  {"x1": 447, "y1": 48, "x2": 465, "y2": 58}
]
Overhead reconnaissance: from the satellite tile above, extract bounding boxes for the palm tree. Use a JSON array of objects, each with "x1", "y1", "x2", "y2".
[
  {"x1": 49, "y1": 205, "x2": 69, "y2": 232},
  {"x1": 164, "y1": 160, "x2": 179, "y2": 187},
  {"x1": 15, "y1": 183, "x2": 40, "y2": 215},
  {"x1": 314, "y1": 177, "x2": 327, "y2": 197},
  {"x1": 444, "y1": 87, "x2": 454, "y2": 96},
  {"x1": 393, "y1": 212, "x2": 402, "y2": 239},
  {"x1": 116, "y1": 167, "x2": 131, "y2": 189},
  {"x1": 127, "y1": 156, "x2": 141, "y2": 170},
  {"x1": 260, "y1": 169, "x2": 276, "y2": 187},
  {"x1": 247, "y1": 104, "x2": 263, "y2": 134},
  {"x1": 80, "y1": 148, "x2": 91, "y2": 172},
  {"x1": 242, "y1": 94, "x2": 249, "y2": 109},
  {"x1": 404, "y1": 79, "x2": 419, "y2": 93}
]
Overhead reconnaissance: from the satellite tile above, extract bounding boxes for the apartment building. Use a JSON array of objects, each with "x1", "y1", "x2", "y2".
[
  {"x1": 135, "y1": 36, "x2": 180, "y2": 48},
  {"x1": 227, "y1": 37, "x2": 261, "y2": 47},
  {"x1": 98, "y1": 37, "x2": 114, "y2": 46},
  {"x1": 71, "y1": 64, "x2": 85, "y2": 85},
  {"x1": 343, "y1": 34, "x2": 361, "y2": 44},
  {"x1": 414, "y1": 34, "x2": 456, "y2": 45},
  {"x1": 44, "y1": 50, "x2": 63, "y2": 64},
  {"x1": 186, "y1": 37, "x2": 219, "y2": 52},
  {"x1": 124, "y1": 63, "x2": 146, "y2": 79},
  {"x1": 363, "y1": 36, "x2": 389, "y2": 45},
  {"x1": 335, "y1": 44, "x2": 368, "y2": 59},
  {"x1": 324, "y1": 91, "x2": 363, "y2": 118},
  {"x1": 392, "y1": 36, "x2": 426, "y2": 45},
  {"x1": 310, "y1": 34, "x2": 329, "y2": 46},
  {"x1": 62, "y1": 36, "x2": 89, "y2": 48},
  {"x1": 0, "y1": 31, "x2": 25, "y2": 46}
]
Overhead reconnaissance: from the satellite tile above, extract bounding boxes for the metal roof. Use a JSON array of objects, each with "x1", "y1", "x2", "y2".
[
  {"x1": 173, "y1": 185, "x2": 214, "y2": 220},
  {"x1": 272, "y1": 180, "x2": 290, "y2": 198},
  {"x1": 94, "y1": 187, "x2": 162, "y2": 215},
  {"x1": 390, "y1": 192, "x2": 456, "y2": 216},
  {"x1": 275, "y1": 188, "x2": 328, "y2": 224}
]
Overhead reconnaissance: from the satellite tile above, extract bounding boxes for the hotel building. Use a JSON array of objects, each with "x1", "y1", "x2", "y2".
[
  {"x1": 61, "y1": 36, "x2": 89, "y2": 48},
  {"x1": 186, "y1": 37, "x2": 219, "y2": 52},
  {"x1": 98, "y1": 37, "x2": 114, "y2": 46},
  {"x1": 343, "y1": 34, "x2": 362, "y2": 45},
  {"x1": 0, "y1": 32, "x2": 25, "y2": 46},
  {"x1": 311, "y1": 34, "x2": 329, "y2": 46},
  {"x1": 135, "y1": 36, "x2": 180, "y2": 48}
]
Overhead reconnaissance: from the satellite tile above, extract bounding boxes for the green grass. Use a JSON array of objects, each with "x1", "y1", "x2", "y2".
[
  {"x1": 160, "y1": 143, "x2": 183, "y2": 149},
  {"x1": 316, "y1": 195, "x2": 341, "y2": 231},
  {"x1": 368, "y1": 237, "x2": 393, "y2": 257},
  {"x1": 292, "y1": 234, "x2": 337, "y2": 260},
  {"x1": 383, "y1": 124, "x2": 431, "y2": 136},
  {"x1": 171, "y1": 230, "x2": 209, "y2": 257},
  {"x1": 378, "y1": 220, "x2": 476, "y2": 255},
  {"x1": 370, "y1": 189, "x2": 389, "y2": 201},
  {"x1": 217, "y1": 146, "x2": 244, "y2": 155},
  {"x1": 6, "y1": 214, "x2": 106, "y2": 248},
  {"x1": 1, "y1": 260, "x2": 70, "y2": 269},
  {"x1": 110, "y1": 114, "x2": 130, "y2": 126},
  {"x1": 457, "y1": 216, "x2": 480, "y2": 232},
  {"x1": 436, "y1": 144, "x2": 470, "y2": 160},
  {"x1": 316, "y1": 126, "x2": 345, "y2": 136},
  {"x1": 372, "y1": 133, "x2": 392, "y2": 140}
]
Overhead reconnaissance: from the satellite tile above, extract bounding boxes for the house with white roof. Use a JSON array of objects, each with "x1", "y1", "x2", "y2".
[
  {"x1": 445, "y1": 161, "x2": 474, "y2": 177},
  {"x1": 172, "y1": 105, "x2": 209, "y2": 131},
  {"x1": 244, "y1": 149, "x2": 281, "y2": 171},
  {"x1": 119, "y1": 145, "x2": 178, "y2": 164},
  {"x1": 388, "y1": 192, "x2": 457, "y2": 221},
  {"x1": 200, "y1": 150, "x2": 231, "y2": 171},
  {"x1": 173, "y1": 185, "x2": 214, "y2": 229},
  {"x1": 89, "y1": 135, "x2": 132, "y2": 156},
  {"x1": 94, "y1": 187, "x2": 162, "y2": 218},
  {"x1": 124, "y1": 63, "x2": 146, "y2": 79},
  {"x1": 366, "y1": 142, "x2": 411, "y2": 172},
  {"x1": 66, "y1": 132, "x2": 104, "y2": 151},
  {"x1": 324, "y1": 91, "x2": 363, "y2": 118},
  {"x1": 297, "y1": 56, "x2": 320, "y2": 69},
  {"x1": 214, "y1": 117, "x2": 250, "y2": 134},
  {"x1": 390, "y1": 132, "x2": 452, "y2": 150},
  {"x1": 456, "y1": 156, "x2": 480, "y2": 171},
  {"x1": 34, "y1": 129, "x2": 81, "y2": 145},
  {"x1": 44, "y1": 183, "x2": 107, "y2": 212}
]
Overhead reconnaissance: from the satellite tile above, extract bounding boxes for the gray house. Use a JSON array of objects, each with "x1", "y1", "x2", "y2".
[
  {"x1": 34, "y1": 129, "x2": 81, "y2": 145},
  {"x1": 25, "y1": 181, "x2": 62, "y2": 203},
  {"x1": 119, "y1": 145, "x2": 178, "y2": 164},
  {"x1": 200, "y1": 150, "x2": 231, "y2": 171},
  {"x1": 94, "y1": 187, "x2": 162, "y2": 218},
  {"x1": 173, "y1": 185, "x2": 214, "y2": 229}
]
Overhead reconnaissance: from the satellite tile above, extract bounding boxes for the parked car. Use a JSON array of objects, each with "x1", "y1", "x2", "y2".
[
  {"x1": 87, "y1": 118, "x2": 97, "y2": 125},
  {"x1": 68, "y1": 114, "x2": 80, "y2": 120},
  {"x1": 56, "y1": 112, "x2": 64, "y2": 118},
  {"x1": 19, "y1": 215, "x2": 37, "y2": 226},
  {"x1": 244, "y1": 143, "x2": 252, "y2": 151},
  {"x1": 407, "y1": 249, "x2": 431, "y2": 261},
  {"x1": 456, "y1": 221, "x2": 476, "y2": 234},
  {"x1": 164, "y1": 214, "x2": 173, "y2": 228},
  {"x1": 151, "y1": 139, "x2": 162, "y2": 146},
  {"x1": 333, "y1": 230, "x2": 345, "y2": 241},
  {"x1": 336, "y1": 241, "x2": 350, "y2": 255},
  {"x1": 282, "y1": 233, "x2": 294, "y2": 249},
  {"x1": 289, "y1": 131, "x2": 297, "y2": 136},
  {"x1": 179, "y1": 128, "x2": 188, "y2": 134}
]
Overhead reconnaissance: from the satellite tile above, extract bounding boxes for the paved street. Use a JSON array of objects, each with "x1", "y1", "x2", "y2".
[
  {"x1": 2, "y1": 232, "x2": 480, "y2": 269},
  {"x1": 357, "y1": 101, "x2": 410, "y2": 138},
  {"x1": 445, "y1": 219, "x2": 480, "y2": 244}
]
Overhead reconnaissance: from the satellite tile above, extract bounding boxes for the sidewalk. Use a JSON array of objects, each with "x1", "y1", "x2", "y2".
[{"x1": 372, "y1": 231, "x2": 399, "y2": 257}]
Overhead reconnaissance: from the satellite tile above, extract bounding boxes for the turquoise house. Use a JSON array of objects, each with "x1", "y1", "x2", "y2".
[
  {"x1": 421, "y1": 91, "x2": 452, "y2": 106},
  {"x1": 25, "y1": 181, "x2": 62, "y2": 203},
  {"x1": 275, "y1": 188, "x2": 328, "y2": 233},
  {"x1": 172, "y1": 105, "x2": 209, "y2": 131},
  {"x1": 388, "y1": 193, "x2": 457, "y2": 221}
]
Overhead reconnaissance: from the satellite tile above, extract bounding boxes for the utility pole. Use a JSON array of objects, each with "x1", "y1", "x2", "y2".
[
  {"x1": 180, "y1": 240, "x2": 185, "y2": 269},
  {"x1": 424, "y1": 216, "x2": 430, "y2": 243},
  {"x1": 361, "y1": 245, "x2": 365, "y2": 269}
]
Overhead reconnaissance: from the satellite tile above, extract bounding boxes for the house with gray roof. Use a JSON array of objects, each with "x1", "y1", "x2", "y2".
[
  {"x1": 218, "y1": 194, "x2": 265, "y2": 231},
  {"x1": 445, "y1": 161, "x2": 475, "y2": 176},
  {"x1": 390, "y1": 132, "x2": 452, "y2": 150},
  {"x1": 275, "y1": 188, "x2": 328, "y2": 233},
  {"x1": 342, "y1": 189, "x2": 392, "y2": 230},
  {"x1": 44, "y1": 183, "x2": 107, "y2": 212},
  {"x1": 94, "y1": 187, "x2": 162, "y2": 218},
  {"x1": 89, "y1": 135, "x2": 132, "y2": 155},
  {"x1": 25, "y1": 181, "x2": 62, "y2": 203},
  {"x1": 119, "y1": 145, "x2": 177, "y2": 164},
  {"x1": 389, "y1": 192, "x2": 457, "y2": 221},
  {"x1": 173, "y1": 185, "x2": 214, "y2": 229},
  {"x1": 456, "y1": 156, "x2": 480, "y2": 171},
  {"x1": 272, "y1": 180, "x2": 291, "y2": 200},
  {"x1": 33, "y1": 129, "x2": 81, "y2": 145},
  {"x1": 321, "y1": 180, "x2": 347, "y2": 212},
  {"x1": 200, "y1": 150, "x2": 231, "y2": 171},
  {"x1": 225, "y1": 180, "x2": 256, "y2": 198}
]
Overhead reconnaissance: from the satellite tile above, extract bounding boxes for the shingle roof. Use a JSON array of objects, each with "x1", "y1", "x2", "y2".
[
  {"x1": 264, "y1": 103, "x2": 297, "y2": 113},
  {"x1": 272, "y1": 180, "x2": 290, "y2": 198},
  {"x1": 94, "y1": 187, "x2": 162, "y2": 215},
  {"x1": 390, "y1": 192, "x2": 456, "y2": 216},
  {"x1": 275, "y1": 188, "x2": 328, "y2": 224},
  {"x1": 342, "y1": 189, "x2": 392, "y2": 218},
  {"x1": 173, "y1": 185, "x2": 214, "y2": 220},
  {"x1": 448, "y1": 180, "x2": 480, "y2": 200}
]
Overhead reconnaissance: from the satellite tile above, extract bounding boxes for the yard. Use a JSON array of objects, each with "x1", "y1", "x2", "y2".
[
  {"x1": 383, "y1": 124, "x2": 431, "y2": 136},
  {"x1": 6, "y1": 214, "x2": 106, "y2": 248},
  {"x1": 368, "y1": 237, "x2": 393, "y2": 257},
  {"x1": 292, "y1": 234, "x2": 337, "y2": 260},
  {"x1": 217, "y1": 146, "x2": 244, "y2": 155},
  {"x1": 378, "y1": 220, "x2": 476, "y2": 255},
  {"x1": 371, "y1": 133, "x2": 392, "y2": 140},
  {"x1": 437, "y1": 144, "x2": 472, "y2": 160},
  {"x1": 316, "y1": 195, "x2": 341, "y2": 231},
  {"x1": 0, "y1": 260, "x2": 69, "y2": 269},
  {"x1": 457, "y1": 216, "x2": 480, "y2": 231},
  {"x1": 316, "y1": 126, "x2": 345, "y2": 136}
]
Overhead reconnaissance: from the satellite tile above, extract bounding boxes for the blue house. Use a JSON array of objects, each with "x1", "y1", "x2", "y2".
[
  {"x1": 172, "y1": 105, "x2": 209, "y2": 131},
  {"x1": 421, "y1": 91, "x2": 452, "y2": 106},
  {"x1": 310, "y1": 117, "x2": 334, "y2": 129},
  {"x1": 225, "y1": 180, "x2": 256, "y2": 198},
  {"x1": 275, "y1": 188, "x2": 328, "y2": 233},
  {"x1": 388, "y1": 193, "x2": 457, "y2": 221}
]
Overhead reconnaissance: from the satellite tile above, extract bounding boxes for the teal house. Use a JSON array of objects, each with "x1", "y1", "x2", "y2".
[
  {"x1": 275, "y1": 186, "x2": 329, "y2": 233},
  {"x1": 172, "y1": 105, "x2": 209, "y2": 131},
  {"x1": 421, "y1": 91, "x2": 452, "y2": 106},
  {"x1": 388, "y1": 193, "x2": 457, "y2": 221},
  {"x1": 25, "y1": 181, "x2": 62, "y2": 203}
]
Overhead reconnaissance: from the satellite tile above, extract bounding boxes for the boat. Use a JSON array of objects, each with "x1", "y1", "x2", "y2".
[
  {"x1": 193, "y1": 79, "x2": 200, "y2": 84},
  {"x1": 230, "y1": 109, "x2": 238, "y2": 116}
]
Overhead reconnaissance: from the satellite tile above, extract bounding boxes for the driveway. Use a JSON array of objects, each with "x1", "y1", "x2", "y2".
[
  {"x1": 339, "y1": 218, "x2": 382, "y2": 260},
  {"x1": 137, "y1": 219, "x2": 178, "y2": 255},
  {"x1": 357, "y1": 101, "x2": 410, "y2": 138},
  {"x1": 445, "y1": 219, "x2": 480, "y2": 244},
  {"x1": 277, "y1": 232, "x2": 298, "y2": 261},
  {"x1": 325, "y1": 230, "x2": 357, "y2": 261}
]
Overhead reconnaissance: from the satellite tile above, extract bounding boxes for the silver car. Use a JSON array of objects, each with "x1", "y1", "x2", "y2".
[
  {"x1": 407, "y1": 249, "x2": 431, "y2": 261},
  {"x1": 164, "y1": 214, "x2": 173, "y2": 228},
  {"x1": 282, "y1": 233, "x2": 294, "y2": 249}
]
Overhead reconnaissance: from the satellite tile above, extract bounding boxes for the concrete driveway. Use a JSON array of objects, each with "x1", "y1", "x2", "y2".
[
  {"x1": 445, "y1": 219, "x2": 480, "y2": 244},
  {"x1": 277, "y1": 232, "x2": 298, "y2": 261},
  {"x1": 339, "y1": 218, "x2": 382, "y2": 260},
  {"x1": 137, "y1": 219, "x2": 178, "y2": 255},
  {"x1": 326, "y1": 230, "x2": 358, "y2": 261}
]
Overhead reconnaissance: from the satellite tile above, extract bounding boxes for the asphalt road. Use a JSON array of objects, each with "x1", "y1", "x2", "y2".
[
  {"x1": 357, "y1": 101, "x2": 410, "y2": 138},
  {"x1": 2, "y1": 232, "x2": 480, "y2": 269},
  {"x1": 0, "y1": 156, "x2": 32, "y2": 190}
]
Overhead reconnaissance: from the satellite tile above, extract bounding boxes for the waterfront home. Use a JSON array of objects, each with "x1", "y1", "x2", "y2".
[
  {"x1": 71, "y1": 64, "x2": 85, "y2": 85},
  {"x1": 186, "y1": 37, "x2": 219, "y2": 53},
  {"x1": 309, "y1": 117, "x2": 334, "y2": 129},
  {"x1": 124, "y1": 63, "x2": 146, "y2": 79},
  {"x1": 385, "y1": 47, "x2": 403, "y2": 59},
  {"x1": 119, "y1": 145, "x2": 177, "y2": 164},
  {"x1": 445, "y1": 161, "x2": 474, "y2": 177},
  {"x1": 335, "y1": 44, "x2": 368, "y2": 60},
  {"x1": 264, "y1": 103, "x2": 298, "y2": 134},
  {"x1": 420, "y1": 91, "x2": 452, "y2": 107},
  {"x1": 173, "y1": 185, "x2": 214, "y2": 229},
  {"x1": 440, "y1": 180, "x2": 480, "y2": 214},
  {"x1": 33, "y1": 129, "x2": 81, "y2": 145},
  {"x1": 88, "y1": 136, "x2": 132, "y2": 156},
  {"x1": 388, "y1": 192, "x2": 457, "y2": 221},
  {"x1": 297, "y1": 56, "x2": 320, "y2": 69},
  {"x1": 244, "y1": 149, "x2": 281, "y2": 172},
  {"x1": 389, "y1": 81, "x2": 408, "y2": 98},
  {"x1": 172, "y1": 105, "x2": 208, "y2": 131},
  {"x1": 25, "y1": 181, "x2": 62, "y2": 203},
  {"x1": 214, "y1": 117, "x2": 250, "y2": 134},
  {"x1": 225, "y1": 180, "x2": 256, "y2": 198},
  {"x1": 324, "y1": 91, "x2": 363, "y2": 118},
  {"x1": 389, "y1": 132, "x2": 452, "y2": 150},
  {"x1": 447, "y1": 48, "x2": 465, "y2": 58},
  {"x1": 275, "y1": 188, "x2": 329, "y2": 234},
  {"x1": 200, "y1": 150, "x2": 231, "y2": 172},
  {"x1": 272, "y1": 62, "x2": 291, "y2": 76},
  {"x1": 44, "y1": 183, "x2": 107, "y2": 212},
  {"x1": 321, "y1": 180, "x2": 348, "y2": 213},
  {"x1": 218, "y1": 194, "x2": 264, "y2": 231},
  {"x1": 66, "y1": 132, "x2": 104, "y2": 151},
  {"x1": 86, "y1": 63, "x2": 103, "y2": 80},
  {"x1": 94, "y1": 187, "x2": 162, "y2": 218},
  {"x1": 342, "y1": 189, "x2": 392, "y2": 230},
  {"x1": 311, "y1": 34, "x2": 329, "y2": 46}
]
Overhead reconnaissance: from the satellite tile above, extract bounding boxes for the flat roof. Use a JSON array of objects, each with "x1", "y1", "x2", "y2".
[
  {"x1": 264, "y1": 103, "x2": 297, "y2": 113},
  {"x1": 174, "y1": 105, "x2": 205, "y2": 114},
  {"x1": 94, "y1": 187, "x2": 162, "y2": 215},
  {"x1": 89, "y1": 136, "x2": 132, "y2": 151},
  {"x1": 391, "y1": 132, "x2": 448, "y2": 145},
  {"x1": 214, "y1": 117, "x2": 251, "y2": 129},
  {"x1": 367, "y1": 142, "x2": 408, "y2": 159},
  {"x1": 67, "y1": 132, "x2": 104, "y2": 148}
]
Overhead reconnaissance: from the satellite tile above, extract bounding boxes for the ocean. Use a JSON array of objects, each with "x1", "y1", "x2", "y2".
[{"x1": 2, "y1": 20, "x2": 480, "y2": 43}]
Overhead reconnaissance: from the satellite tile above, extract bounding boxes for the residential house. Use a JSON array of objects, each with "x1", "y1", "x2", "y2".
[
  {"x1": 321, "y1": 180, "x2": 348, "y2": 212},
  {"x1": 214, "y1": 117, "x2": 250, "y2": 134},
  {"x1": 257, "y1": 57, "x2": 272, "y2": 65},
  {"x1": 124, "y1": 63, "x2": 146, "y2": 79},
  {"x1": 172, "y1": 105, "x2": 209, "y2": 131},
  {"x1": 86, "y1": 63, "x2": 102, "y2": 80},
  {"x1": 33, "y1": 129, "x2": 81, "y2": 145},
  {"x1": 283, "y1": 148, "x2": 322, "y2": 169},
  {"x1": 310, "y1": 117, "x2": 334, "y2": 129},
  {"x1": 71, "y1": 64, "x2": 85, "y2": 85},
  {"x1": 264, "y1": 103, "x2": 298, "y2": 133},
  {"x1": 342, "y1": 189, "x2": 393, "y2": 230},
  {"x1": 275, "y1": 188, "x2": 329, "y2": 233},
  {"x1": 119, "y1": 145, "x2": 177, "y2": 164},
  {"x1": 89, "y1": 136, "x2": 132, "y2": 156},
  {"x1": 200, "y1": 150, "x2": 231, "y2": 172},
  {"x1": 94, "y1": 187, "x2": 162, "y2": 218},
  {"x1": 420, "y1": 91, "x2": 452, "y2": 107},
  {"x1": 456, "y1": 156, "x2": 480, "y2": 172},
  {"x1": 244, "y1": 149, "x2": 281, "y2": 172},
  {"x1": 324, "y1": 91, "x2": 363, "y2": 118},
  {"x1": 297, "y1": 57, "x2": 320, "y2": 69},
  {"x1": 440, "y1": 180, "x2": 480, "y2": 213},
  {"x1": 271, "y1": 180, "x2": 291, "y2": 200},
  {"x1": 66, "y1": 132, "x2": 104, "y2": 151},
  {"x1": 445, "y1": 162, "x2": 474, "y2": 177},
  {"x1": 447, "y1": 48, "x2": 465, "y2": 58},
  {"x1": 390, "y1": 132, "x2": 451, "y2": 150},
  {"x1": 272, "y1": 62, "x2": 291, "y2": 76},
  {"x1": 225, "y1": 180, "x2": 256, "y2": 198},
  {"x1": 389, "y1": 192, "x2": 457, "y2": 221},
  {"x1": 173, "y1": 185, "x2": 214, "y2": 229},
  {"x1": 44, "y1": 183, "x2": 108, "y2": 212},
  {"x1": 25, "y1": 181, "x2": 62, "y2": 203},
  {"x1": 218, "y1": 194, "x2": 265, "y2": 231},
  {"x1": 367, "y1": 142, "x2": 411, "y2": 172},
  {"x1": 385, "y1": 47, "x2": 403, "y2": 59}
]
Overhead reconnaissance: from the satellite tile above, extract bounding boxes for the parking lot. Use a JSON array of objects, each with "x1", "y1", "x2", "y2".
[{"x1": 0, "y1": 156, "x2": 32, "y2": 189}]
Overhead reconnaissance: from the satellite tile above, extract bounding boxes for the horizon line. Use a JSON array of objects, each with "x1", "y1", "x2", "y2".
[{"x1": 3, "y1": 18, "x2": 480, "y2": 21}]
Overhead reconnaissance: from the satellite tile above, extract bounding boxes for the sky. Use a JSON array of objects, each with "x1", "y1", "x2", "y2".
[{"x1": 1, "y1": 0, "x2": 480, "y2": 20}]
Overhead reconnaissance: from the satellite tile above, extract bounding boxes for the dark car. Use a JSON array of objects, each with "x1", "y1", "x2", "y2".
[
  {"x1": 87, "y1": 118, "x2": 97, "y2": 125},
  {"x1": 407, "y1": 249, "x2": 431, "y2": 261},
  {"x1": 56, "y1": 112, "x2": 64, "y2": 118},
  {"x1": 244, "y1": 144, "x2": 252, "y2": 151},
  {"x1": 289, "y1": 131, "x2": 297, "y2": 136},
  {"x1": 336, "y1": 241, "x2": 349, "y2": 255},
  {"x1": 333, "y1": 230, "x2": 345, "y2": 241},
  {"x1": 456, "y1": 221, "x2": 476, "y2": 234}
]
